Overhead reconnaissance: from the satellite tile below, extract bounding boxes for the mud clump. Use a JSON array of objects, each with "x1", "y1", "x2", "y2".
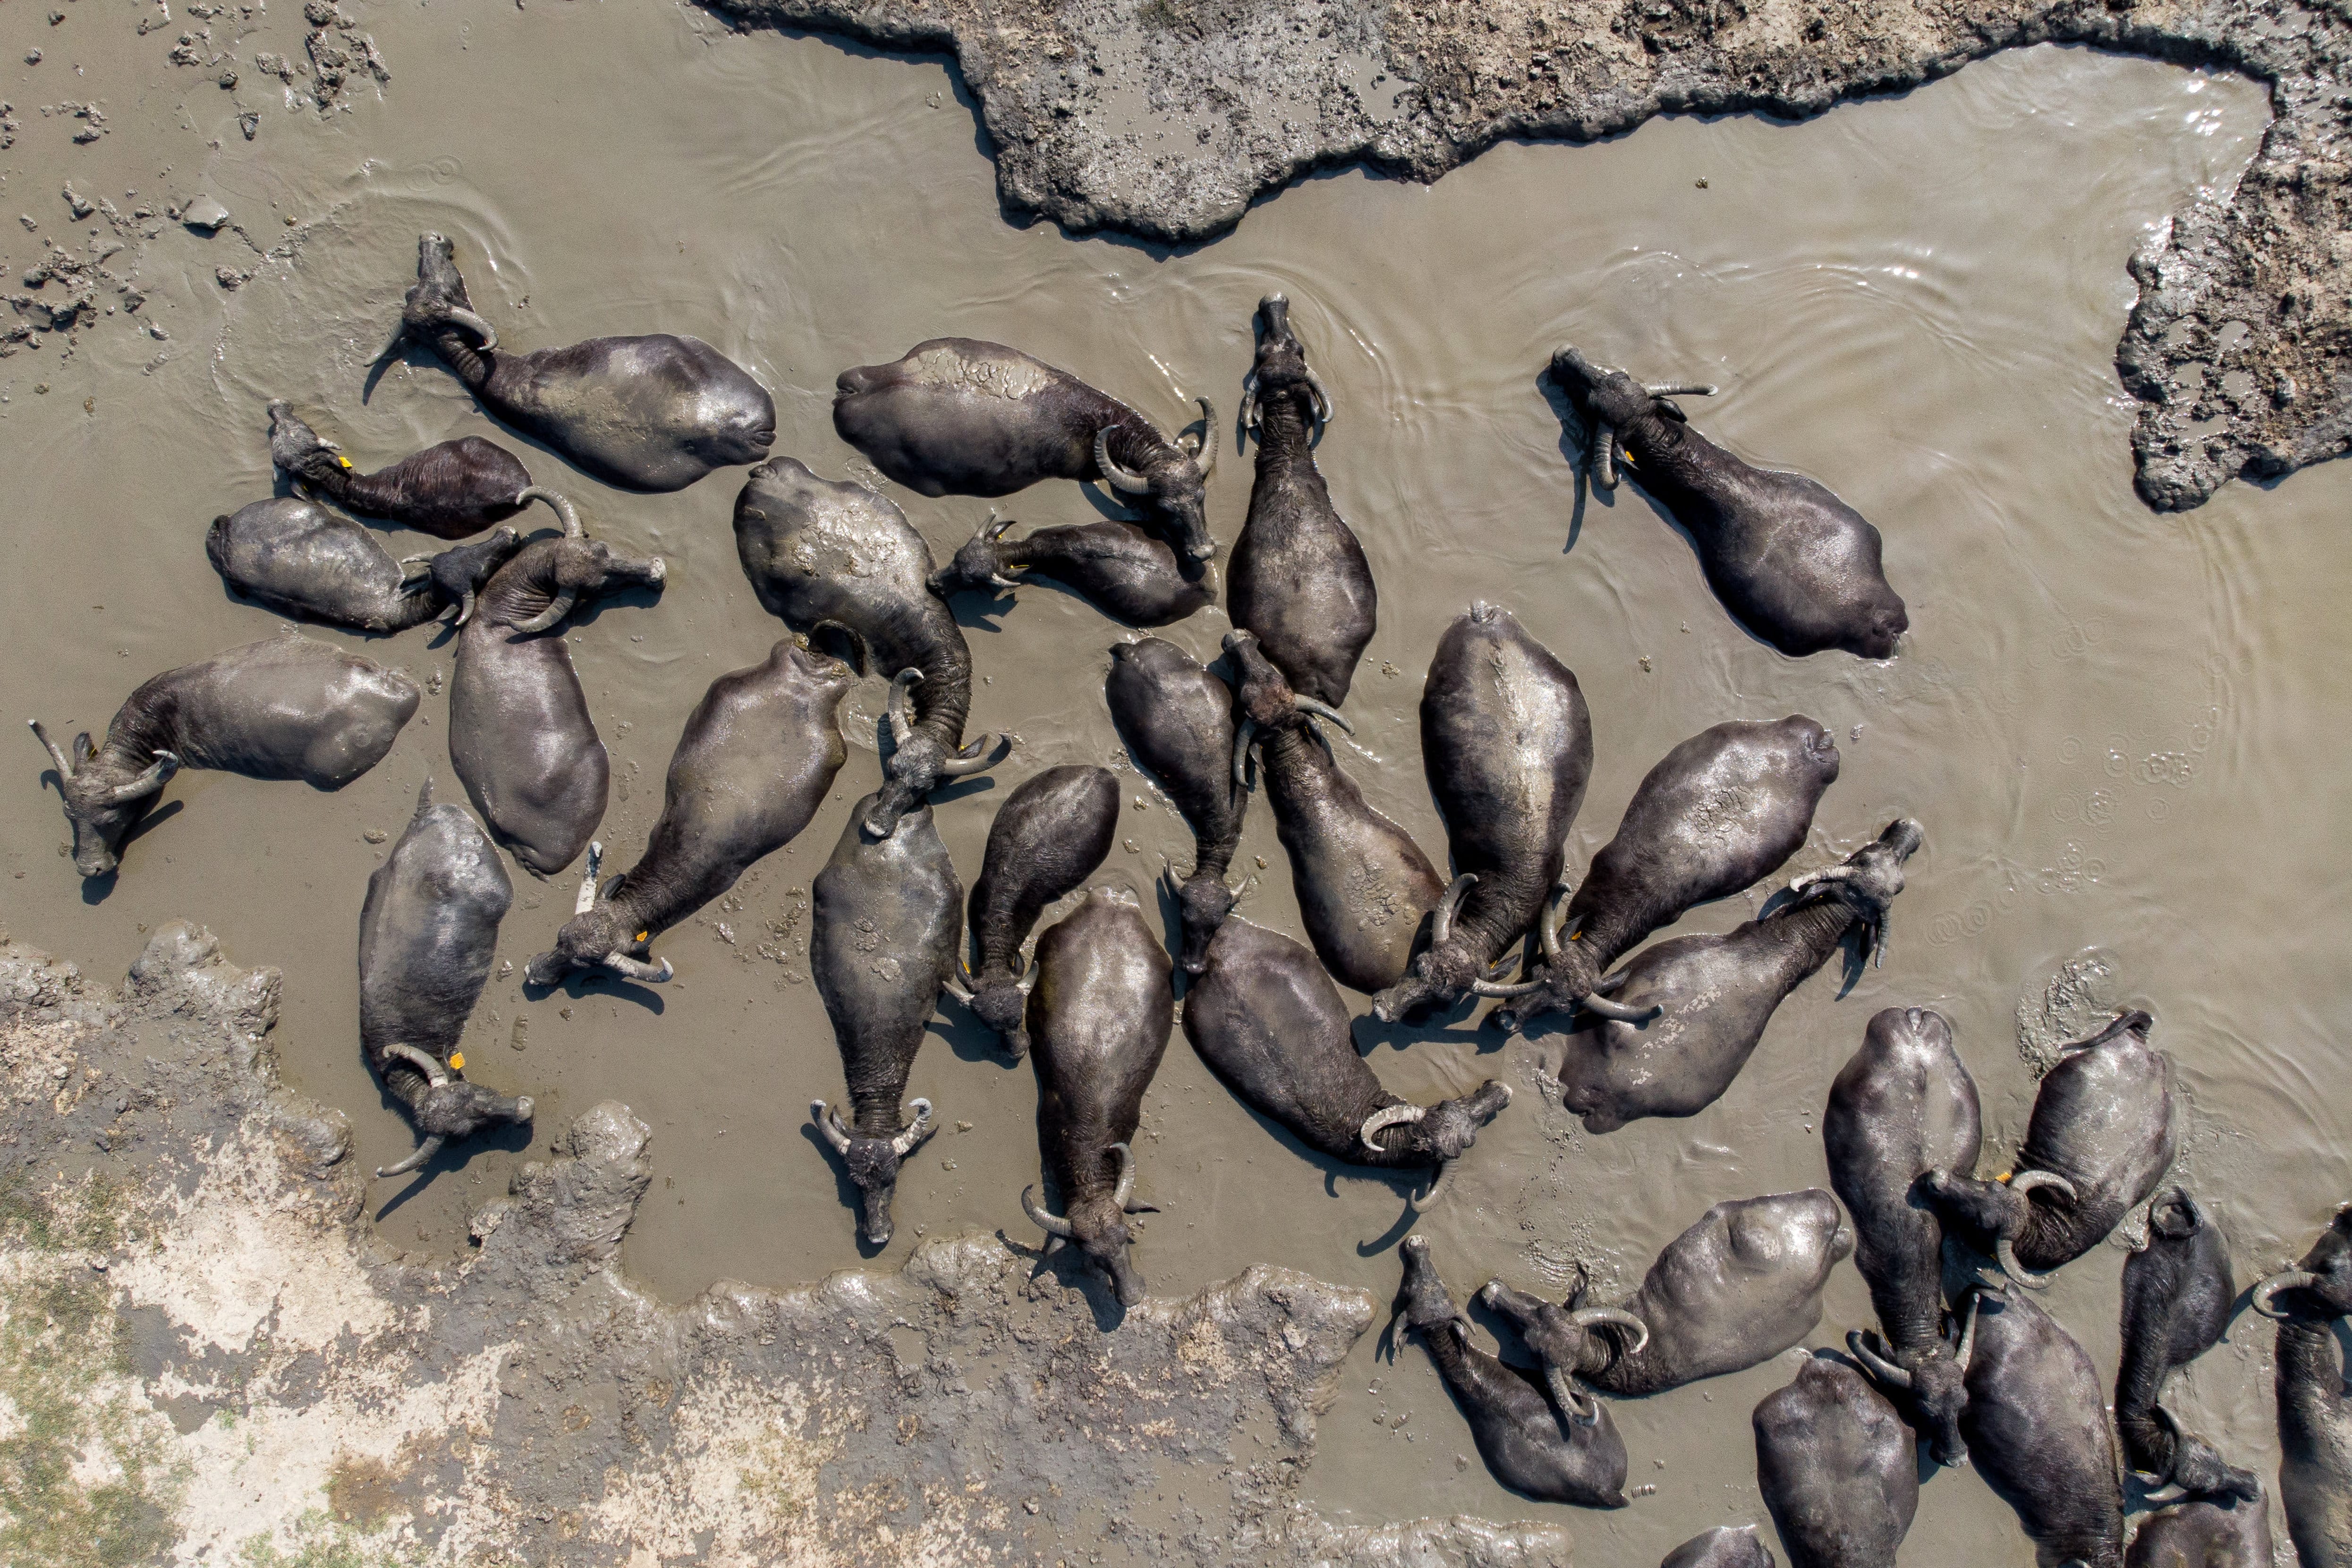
[
  {"x1": 706, "y1": 0, "x2": 2352, "y2": 512},
  {"x1": 0, "y1": 923, "x2": 1569, "y2": 1565}
]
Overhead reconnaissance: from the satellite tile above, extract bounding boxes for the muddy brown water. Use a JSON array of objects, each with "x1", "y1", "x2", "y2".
[{"x1": 2, "y1": 5, "x2": 2345, "y2": 1560}]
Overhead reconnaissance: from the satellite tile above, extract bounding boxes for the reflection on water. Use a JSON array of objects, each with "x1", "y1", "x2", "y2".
[{"x1": 0, "y1": 4, "x2": 2341, "y2": 1557}]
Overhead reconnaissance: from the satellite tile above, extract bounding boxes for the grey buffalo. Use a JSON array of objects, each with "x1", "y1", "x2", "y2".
[
  {"x1": 397, "y1": 234, "x2": 774, "y2": 492},
  {"x1": 949, "y1": 765, "x2": 1120, "y2": 1058},
  {"x1": 1752, "y1": 1356, "x2": 1918, "y2": 1568},
  {"x1": 2251, "y1": 1203, "x2": 2352, "y2": 1567},
  {"x1": 267, "y1": 400, "x2": 533, "y2": 539},
  {"x1": 31, "y1": 631, "x2": 418, "y2": 877},
  {"x1": 208, "y1": 496, "x2": 521, "y2": 634},
  {"x1": 1661, "y1": 1527, "x2": 1776, "y2": 1567},
  {"x1": 1549, "y1": 345, "x2": 1907, "y2": 659},
  {"x1": 1104, "y1": 637, "x2": 1248, "y2": 975},
  {"x1": 928, "y1": 510, "x2": 1213, "y2": 627},
  {"x1": 2115, "y1": 1188, "x2": 2259, "y2": 1500},
  {"x1": 358, "y1": 779, "x2": 531, "y2": 1178},
  {"x1": 526, "y1": 638, "x2": 853, "y2": 986},
  {"x1": 1958, "y1": 1285, "x2": 2126, "y2": 1568}
]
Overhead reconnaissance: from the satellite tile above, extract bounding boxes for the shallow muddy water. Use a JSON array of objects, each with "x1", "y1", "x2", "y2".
[{"x1": 2, "y1": 4, "x2": 2346, "y2": 1559}]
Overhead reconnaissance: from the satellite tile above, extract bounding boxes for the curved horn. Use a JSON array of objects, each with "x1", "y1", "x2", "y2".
[
  {"x1": 1590, "y1": 421, "x2": 1618, "y2": 491},
  {"x1": 937, "y1": 730, "x2": 1010, "y2": 779},
  {"x1": 1408, "y1": 1161, "x2": 1452, "y2": 1212},
  {"x1": 2252, "y1": 1271, "x2": 2325, "y2": 1321},
  {"x1": 515, "y1": 485, "x2": 582, "y2": 538},
  {"x1": 891, "y1": 1098, "x2": 934, "y2": 1156},
  {"x1": 1187, "y1": 398, "x2": 1217, "y2": 477},
  {"x1": 1847, "y1": 1329, "x2": 1913, "y2": 1390},
  {"x1": 382, "y1": 1043, "x2": 451, "y2": 1086},
  {"x1": 1016, "y1": 963, "x2": 1041, "y2": 995},
  {"x1": 1240, "y1": 370, "x2": 1260, "y2": 433},
  {"x1": 1360, "y1": 1102, "x2": 1426, "y2": 1152},
  {"x1": 1304, "y1": 372, "x2": 1334, "y2": 428},
  {"x1": 600, "y1": 952, "x2": 673, "y2": 984},
  {"x1": 1432, "y1": 873, "x2": 1476, "y2": 948},
  {"x1": 1094, "y1": 428, "x2": 1153, "y2": 494},
  {"x1": 509, "y1": 590, "x2": 577, "y2": 637},
  {"x1": 1580, "y1": 991, "x2": 1664, "y2": 1024},
  {"x1": 1642, "y1": 381, "x2": 1717, "y2": 398},
  {"x1": 575, "y1": 842, "x2": 604, "y2": 915},
  {"x1": 1565, "y1": 1305, "x2": 1650, "y2": 1356},
  {"x1": 1538, "y1": 881, "x2": 1573, "y2": 964},
  {"x1": 812, "y1": 1100, "x2": 852, "y2": 1154},
  {"x1": 374, "y1": 1134, "x2": 444, "y2": 1179},
  {"x1": 454, "y1": 589, "x2": 479, "y2": 627},
  {"x1": 27, "y1": 719, "x2": 75, "y2": 779},
  {"x1": 1543, "y1": 1364, "x2": 1599, "y2": 1426},
  {"x1": 1231, "y1": 719, "x2": 1257, "y2": 792},
  {"x1": 981, "y1": 507, "x2": 1015, "y2": 542},
  {"x1": 941, "y1": 965, "x2": 976, "y2": 1005},
  {"x1": 1951, "y1": 1289, "x2": 1983, "y2": 1374},
  {"x1": 886, "y1": 669, "x2": 922, "y2": 747},
  {"x1": 1290, "y1": 695, "x2": 1354, "y2": 735},
  {"x1": 442, "y1": 306, "x2": 499, "y2": 351},
  {"x1": 1471, "y1": 977, "x2": 1543, "y2": 998},
  {"x1": 398, "y1": 551, "x2": 437, "y2": 581},
  {"x1": 1996, "y1": 1235, "x2": 2056, "y2": 1291},
  {"x1": 1110, "y1": 1141, "x2": 1137, "y2": 1211},
  {"x1": 101, "y1": 751, "x2": 178, "y2": 805},
  {"x1": 990, "y1": 573, "x2": 1023, "y2": 591},
  {"x1": 2007, "y1": 1170, "x2": 2079, "y2": 1205},
  {"x1": 1022, "y1": 1184, "x2": 1078, "y2": 1239}
]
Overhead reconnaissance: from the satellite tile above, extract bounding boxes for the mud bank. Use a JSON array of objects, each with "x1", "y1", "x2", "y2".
[
  {"x1": 0, "y1": 921, "x2": 1571, "y2": 1565},
  {"x1": 705, "y1": 0, "x2": 2352, "y2": 510}
]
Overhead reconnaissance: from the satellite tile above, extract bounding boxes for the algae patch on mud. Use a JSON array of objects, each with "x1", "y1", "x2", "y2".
[{"x1": 0, "y1": 924, "x2": 1568, "y2": 1565}]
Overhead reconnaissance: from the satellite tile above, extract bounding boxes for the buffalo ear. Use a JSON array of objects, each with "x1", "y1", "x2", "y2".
[{"x1": 73, "y1": 732, "x2": 96, "y2": 765}]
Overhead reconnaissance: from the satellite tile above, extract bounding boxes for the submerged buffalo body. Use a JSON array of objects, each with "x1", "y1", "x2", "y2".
[
  {"x1": 1960, "y1": 1286, "x2": 2127, "y2": 1568},
  {"x1": 835, "y1": 337, "x2": 1217, "y2": 565},
  {"x1": 267, "y1": 400, "x2": 533, "y2": 539},
  {"x1": 1826, "y1": 1005, "x2": 1983, "y2": 1466},
  {"x1": 1923, "y1": 1009, "x2": 2181, "y2": 1290},
  {"x1": 399, "y1": 234, "x2": 774, "y2": 492},
  {"x1": 31, "y1": 631, "x2": 419, "y2": 877},
  {"x1": 527, "y1": 639, "x2": 853, "y2": 986},
  {"x1": 1393, "y1": 1236, "x2": 1630, "y2": 1509},
  {"x1": 1230, "y1": 293, "x2": 1374, "y2": 706},
  {"x1": 358, "y1": 779, "x2": 530, "y2": 1179},
  {"x1": 1550, "y1": 346, "x2": 1907, "y2": 659},
  {"x1": 448, "y1": 493, "x2": 665, "y2": 875},
  {"x1": 1752, "y1": 1357, "x2": 1919, "y2": 1568},
  {"x1": 2124, "y1": 1496, "x2": 2274, "y2": 1568},
  {"x1": 1020, "y1": 889, "x2": 1173, "y2": 1306},
  {"x1": 1105, "y1": 637, "x2": 1248, "y2": 975},
  {"x1": 1184, "y1": 917, "x2": 1509, "y2": 1206},
  {"x1": 1373, "y1": 603, "x2": 1593, "y2": 1022},
  {"x1": 929, "y1": 512, "x2": 1213, "y2": 627},
  {"x1": 953, "y1": 765, "x2": 1120, "y2": 1057},
  {"x1": 2115, "y1": 1188, "x2": 2259, "y2": 1500},
  {"x1": 734, "y1": 457, "x2": 1006, "y2": 840},
  {"x1": 1499, "y1": 715, "x2": 1840, "y2": 1030},
  {"x1": 1660, "y1": 1527, "x2": 1776, "y2": 1567},
  {"x1": 1228, "y1": 630, "x2": 1441, "y2": 994},
  {"x1": 1550, "y1": 819, "x2": 1923, "y2": 1131},
  {"x1": 208, "y1": 496, "x2": 521, "y2": 634},
  {"x1": 809, "y1": 795, "x2": 960, "y2": 1246},
  {"x1": 2252, "y1": 1204, "x2": 2352, "y2": 1567}
]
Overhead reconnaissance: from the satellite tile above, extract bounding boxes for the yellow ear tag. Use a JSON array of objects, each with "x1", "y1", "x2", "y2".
[
  {"x1": 337, "y1": 455, "x2": 353, "y2": 469},
  {"x1": 448, "y1": 1051, "x2": 465, "y2": 1070},
  {"x1": 636, "y1": 931, "x2": 649, "y2": 943},
  {"x1": 1995, "y1": 1170, "x2": 2012, "y2": 1183}
]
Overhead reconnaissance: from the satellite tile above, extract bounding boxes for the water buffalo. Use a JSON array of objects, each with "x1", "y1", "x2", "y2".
[
  {"x1": 1392, "y1": 1235, "x2": 1630, "y2": 1508},
  {"x1": 358, "y1": 779, "x2": 531, "y2": 1178},
  {"x1": 1372, "y1": 604, "x2": 1593, "y2": 1023},
  {"x1": 1923, "y1": 1009, "x2": 2181, "y2": 1290},
  {"x1": 1479, "y1": 1191, "x2": 1851, "y2": 1400},
  {"x1": 1826, "y1": 1005, "x2": 1983, "y2": 1466},
  {"x1": 267, "y1": 400, "x2": 533, "y2": 539},
  {"x1": 2115, "y1": 1188, "x2": 2259, "y2": 1500},
  {"x1": 1104, "y1": 637, "x2": 1247, "y2": 975},
  {"x1": 207, "y1": 497, "x2": 522, "y2": 633},
  {"x1": 1959, "y1": 1285, "x2": 2127, "y2": 1568},
  {"x1": 2124, "y1": 1494, "x2": 2274, "y2": 1568},
  {"x1": 397, "y1": 233, "x2": 774, "y2": 492},
  {"x1": 524, "y1": 638, "x2": 854, "y2": 987},
  {"x1": 833, "y1": 337, "x2": 1217, "y2": 566},
  {"x1": 2251, "y1": 1204, "x2": 2352, "y2": 1567},
  {"x1": 1494, "y1": 716, "x2": 1841, "y2": 1031},
  {"x1": 1018, "y1": 888, "x2": 1172, "y2": 1306},
  {"x1": 1227, "y1": 630, "x2": 1442, "y2": 993},
  {"x1": 1230, "y1": 293, "x2": 1374, "y2": 706},
  {"x1": 733, "y1": 457, "x2": 1007, "y2": 840},
  {"x1": 448, "y1": 491, "x2": 665, "y2": 875},
  {"x1": 31, "y1": 631, "x2": 419, "y2": 877},
  {"x1": 1752, "y1": 1356, "x2": 1919, "y2": 1568},
  {"x1": 1548, "y1": 346, "x2": 1907, "y2": 660},
  {"x1": 947, "y1": 765, "x2": 1120, "y2": 1058},
  {"x1": 809, "y1": 792, "x2": 960, "y2": 1246},
  {"x1": 1549, "y1": 820, "x2": 1923, "y2": 1132},
  {"x1": 927, "y1": 510, "x2": 1213, "y2": 627},
  {"x1": 1662, "y1": 1527, "x2": 1776, "y2": 1567},
  {"x1": 1184, "y1": 917, "x2": 1510, "y2": 1207}
]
